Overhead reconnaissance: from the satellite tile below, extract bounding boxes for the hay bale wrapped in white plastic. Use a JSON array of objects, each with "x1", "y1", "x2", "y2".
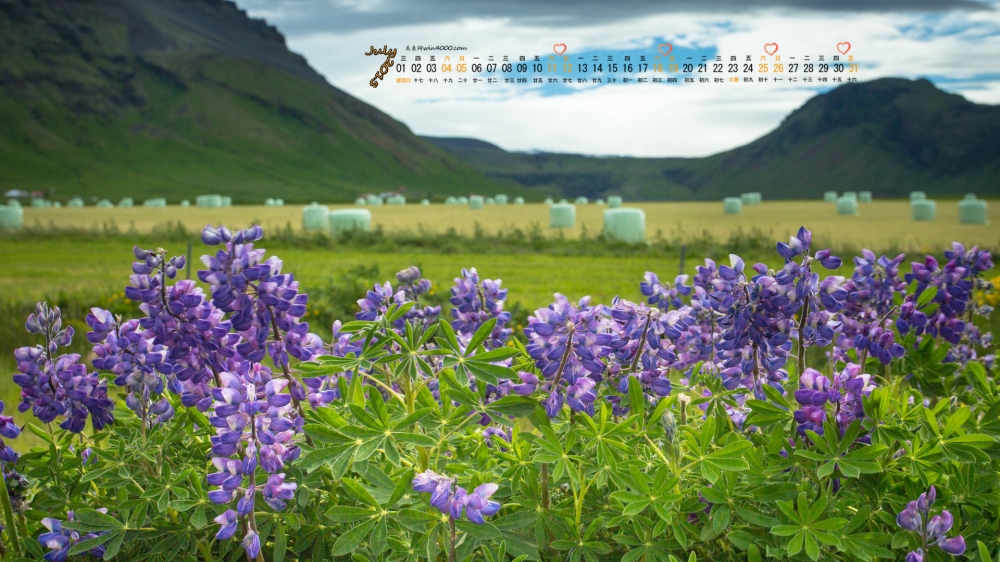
[
  {"x1": 724, "y1": 197, "x2": 742, "y2": 214},
  {"x1": 118, "y1": 198, "x2": 133, "y2": 208},
  {"x1": 558, "y1": 199, "x2": 568, "y2": 204},
  {"x1": 445, "y1": 196, "x2": 458, "y2": 205},
  {"x1": 0, "y1": 205, "x2": 24, "y2": 230},
  {"x1": 68, "y1": 198, "x2": 84, "y2": 208},
  {"x1": 842, "y1": 192, "x2": 858, "y2": 201},
  {"x1": 740, "y1": 193, "x2": 754, "y2": 206},
  {"x1": 302, "y1": 203, "x2": 330, "y2": 230},
  {"x1": 469, "y1": 195, "x2": 484, "y2": 210},
  {"x1": 964, "y1": 193, "x2": 977, "y2": 200},
  {"x1": 958, "y1": 199, "x2": 987, "y2": 224},
  {"x1": 198, "y1": 195, "x2": 222, "y2": 208},
  {"x1": 859, "y1": 191, "x2": 872, "y2": 203},
  {"x1": 387, "y1": 195, "x2": 406, "y2": 206},
  {"x1": 7, "y1": 199, "x2": 20, "y2": 208},
  {"x1": 485, "y1": 197, "x2": 495, "y2": 205},
  {"x1": 329, "y1": 209, "x2": 372, "y2": 235},
  {"x1": 911, "y1": 199, "x2": 936, "y2": 221},
  {"x1": 181, "y1": 200, "x2": 190, "y2": 207},
  {"x1": 544, "y1": 197, "x2": 554, "y2": 205},
  {"x1": 275, "y1": 199, "x2": 284, "y2": 206},
  {"x1": 550, "y1": 203, "x2": 575, "y2": 229},
  {"x1": 596, "y1": 199, "x2": 605, "y2": 205},
  {"x1": 421, "y1": 199, "x2": 430, "y2": 205},
  {"x1": 96, "y1": 199, "x2": 113, "y2": 208},
  {"x1": 575, "y1": 196, "x2": 589, "y2": 205},
  {"x1": 495, "y1": 194, "x2": 508, "y2": 205},
  {"x1": 753, "y1": 192, "x2": 762, "y2": 204},
  {"x1": 266, "y1": 198, "x2": 277, "y2": 206},
  {"x1": 837, "y1": 197, "x2": 858, "y2": 216},
  {"x1": 603, "y1": 208, "x2": 645, "y2": 243},
  {"x1": 607, "y1": 196, "x2": 623, "y2": 208},
  {"x1": 221, "y1": 196, "x2": 232, "y2": 207},
  {"x1": 823, "y1": 191, "x2": 837, "y2": 203},
  {"x1": 910, "y1": 191, "x2": 926, "y2": 202},
  {"x1": 514, "y1": 197, "x2": 525, "y2": 204},
  {"x1": 457, "y1": 196, "x2": 469, "y2": 204},
  {"x1": 367, "y1": 195, "x2": 384, "y2": 206},
  {"x1": 354, "y1": 197, "x2": 366, "y2": 205},
  {"x1": 53, "y1": 202, "x2": 61, "y2": 208},
  {"x1": 31, "y1": 198, "x2": 46, "y2": 208}
]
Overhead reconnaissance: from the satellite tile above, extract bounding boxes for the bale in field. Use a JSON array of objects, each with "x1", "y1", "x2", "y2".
[
  {"x1": 458, "y1": 196, "x2": 469, "y2": 204},
  {"x1": 911, "y1": 199, "x2": 936, "y2": 221},
  {"x1": 859, "y1": 191, "x2": 872, "y2": 203},
  {"x1": 837, "y1": 197, "x2": 859, "y2": 216},
  {"x1": 67, "y1": 198, "x2": 84, "y2": 208},
  {"x1": 387, "y1": 195, "x2": 406, "y2": 205},
  {"x1": 354, "y1": 197, "x2": 366, "y2": 205},
  {"x1": 964, "y1": 193, "x2": 977, "y2": 200},
  {"x1": 842, "y1": 192, "x2": 857, "y2": 201},
  {"x1": 514, "y1": 197, "x2": 525, "y2": 204},
  {"x1": 96, "y1": 199, "x2": 113, "y2": 208},
  {"x1": 198, "y1": 195, "x2": 222, "y2": 208},
  {"x1": 0, "y1": 204, "x2": 24, "y2": 230},
  {"x1": 303, "y1": 203, "x2": 330, "y2": 230},
  {"x1": 469, "y1": 195, "x2": 484, "y2": 210},
  {"x1": 741, "y1": 193, "x2": 754, "y2": 206},
  {"x1": 596, "y1": 199, "x2": 605, "y2": 205},
  {"x1": 329, "y1": 209, "x2": 372, "y2": 235},
  {"x1": 824, "y1": 191, "x2": 837, "y2": 202},
  {"x1": 544, "y1": 197, "x2": 554, "y2": 205},
  {"x1": 910, "y1": 191, "x2": 926, "y2": 202},
  {"x1": 575, "y1": 196, "x2": 588, "y2": 205},
  {"x1": 550, "y1": 203, "x2": 575, "y2": 229},
  {"x1": 603, "y1": 208, "x2": 645, "y2": 243},
  {"x1": 724, "y1": 197, "x2": 742, "y2": 214},
  {"x1": 958, "y1": 199, "x2": 987, "y2": 224},
  {"x1": 485, "y1": 197, "x2": 496, "y2": 205},
  {"x1": 607, "y1": 196, "x2": 623, "y2": 208},
  {"x1": 495, "y1": 194, "x2": 508, "y2": 205},
  {"x1": 445, "y1": 196, "x2": 458, "y2": 205}
]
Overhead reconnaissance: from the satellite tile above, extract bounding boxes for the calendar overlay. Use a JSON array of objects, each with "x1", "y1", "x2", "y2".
[{"x1": 371, "y1": 42, "x2": 860, "y2": 88}]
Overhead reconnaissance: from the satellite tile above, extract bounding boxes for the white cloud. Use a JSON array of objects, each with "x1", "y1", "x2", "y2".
[{"x1": 260, "y1": 5, "x2": 1000, "y2": 156}]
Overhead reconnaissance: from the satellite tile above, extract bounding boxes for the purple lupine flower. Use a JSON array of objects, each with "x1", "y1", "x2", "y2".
[
  {"x1": 39, "y1": 511, "x2": 109, "y2": 561},
  {"x1": 897, "y1": 486, "x2": 965, "y2": 559},
  {"x1": 640, "y1": 272, "x2": 692, "y2": 311},
  {"x1": 207, "y1": 360, "x2": 300, "y2": 559},
  {"x1": 793, "y1": 364, "x2": 876, "y2": 437},
  {"x1": 450, "y1": 268, "x2": 512, "y2": 348},
  {"x1": 607, "y1": 299, "x2": 677, "y2": 402},
  {"x1": 214, "y1": 510, "x2": 239, "y2": 541},
  {"x1": 524, "y1": 294, "x2": 612, "y2": 417},
  {"x1": 412, "y1": 470, "x2": 456, "y2": 513},
  {"x1": 14, "y1": 303, "x2": 114, "y2": 433},
  {"x1": 482, "y1": 427, "x2": 511, "y2": 450},
  {"x1": 0, "y1": 401, "x2": 20, "y2": 465},
  {"x1": 412, "y1": 471, "x2": 502, "y2": 524},
  {"x1": 396, "y1": 267, "x2": 441, "y2": 325}
]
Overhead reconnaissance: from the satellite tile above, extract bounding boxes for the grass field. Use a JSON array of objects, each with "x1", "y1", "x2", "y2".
[{"x1": 19, "y1": 200, "x2": 1000, "y2": 253}]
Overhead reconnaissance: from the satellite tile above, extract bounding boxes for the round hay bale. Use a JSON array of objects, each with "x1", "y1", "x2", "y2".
[
  {"x1": 514, "y1": 197, "x2": 525, "y2": 204},
  {"x1": 275, "y1": 199, "x2": 284, "y2": 206},
  {"x1": 354, "y1": 197, "x2": 366, "y2": 205},
  {"x1": 53, "y1": 201, "x2": 61, "y2": 208},
  {"x1": 495, "y1": 194, "x2": 508, "y2": 205},
  {"x1": 445, "y1": 196, "x2": 458, "y2": 205},
  {"x1": 550, "y1": 203, "x2": 576, "y2": 228},
  {"x1": 544, "y1": 197, "x2": 554, "y2": 205},
  {"x1": 118, "y1": 198, "x2": 133, "y2": 208},
  {"x1": 753, "y1": 192, "x2": 762, "y2": 204},
  {"x1": 0, "y1": 205, "x2": 24, "y2": 230},
  {"x1": 6, "y1": 199, "x2": 21, "y2": 207},
  {"x1": 958, "y1": 199, "x2": 987, "y2": 224},
  {"x1": 367, "y1": 195, "x2": 384, "y2": 206},
  {"x1": 329, "y1": 209, "x2": 372, "y2": 235},
  {"x1": 724, "y1": 197, "x2": 743, "y2": 214},
  {"x1": 31, "y1": 198, "x2": 46, "y2": 208},
  {"x1": 221, "y1": 196, "x2": 232, "y2": 207},
  {"x1": 485, "y1": 197, "x2": 496, "y2": 205},
  {"x1": 421, "y1": 199, "x2": 430, "y2": 205},
  {"x1": 469, "y1": 195, "x2": 484, "y2": 210},
  {"x1": 842, "y1": 191, "x2": 858, "y2": 201},
  {"x1": 603, "y1": 208, "x2": 645, "y2": 243},
  {"x1": 96, "y1": 199, "x2": 113, "y2": 208},
  {"x1": 575, "y1": 196, "x2": 589, "y2": 205},
  {"x1": 387, "y1": 195, "x2": 406, "y2": 205},
  {"x1": 607, "y1": 196, "x2": 623, "y2": 208},
  {"x1": 910, "y1": 191, "x2": 926, "y2": 202},
  {"x1": 198, "y1": 195, "x2": 222, "y2": 208},
  {"x1": 823, "y1": 191, "x2": 837, "y2": 203},
  {"x1": 740, "y1": 193, "x2": 754, "y2": 206},
  {"x1": 596, "y1": 199, "x2": 605, "y2": 205},
  {"x1": 964, "y1": 193, "x2": 977, "y2": 200},
  {"x1": 266, "y1": 198, "x2": 277, "y2": 206},
  {"x1": 859, "y1": 191, "x2": 872, "y2": 203},
  {"x1": 558, "y1": 199, "x2": 568, "y2": 204},
  {"x1": 302, "y1": 203, "x2": 330, "y2": 230},
  {"x1": 68, "y1": 198, "x2": 84, "y2": 208},
  {"x1": 181, "y1": 200, "x2": 190, "y2": 207},
  {"x1": 837, "y1": 197, "x2": 858, "y2": 216},
  {"x1": 911, "y1": 199, "x2": 936, "y2": 221},
  {"x1": 457, "y1": 196, "x2": 469, "y2": 204}
]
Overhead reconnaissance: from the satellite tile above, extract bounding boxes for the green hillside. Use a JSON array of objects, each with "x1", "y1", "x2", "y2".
[
  {"x1": 0, "y1": 0, "x2": 520, "y2": 203},
  {"x1": 424, "y1": 78, "x2": 1000, "y2": 201}
]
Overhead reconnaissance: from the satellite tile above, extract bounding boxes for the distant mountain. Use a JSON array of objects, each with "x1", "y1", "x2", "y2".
[
  {"x1": 424, "y1": 78, "x2": 1000, "y2": 200},
  {"x1": 0, "y1": 0, "x2": 518, "y2": 203}
]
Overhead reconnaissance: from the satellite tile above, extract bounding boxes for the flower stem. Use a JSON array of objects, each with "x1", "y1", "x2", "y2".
[
  {"x1": 0, "y1": 469, "x2": 21, "y2": 556},
  {"x1": 540, "y1": 463, "x2": 550, "y2": 509},
  {"x1": 448, "y1": 517, "x2": 457, "y2": 562},
  {"x1": 628, "y1": 313, "x2": 654, "y2": 375},
  {"x1": 797, "y1": 295, "x2": 810, "y2": 376}
]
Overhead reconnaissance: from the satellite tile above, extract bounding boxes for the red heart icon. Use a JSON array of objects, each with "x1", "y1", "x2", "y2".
[
  {"x1": 764, "y1": 42, "x2": 779, "y2": 56},
  {"x1": 837, "y1": 41, "x2": 851, "y2": 55},
  {"x1": 553, "y1": 43, "x2": 567, "y2": 55},
  {"x1": 657, "y1": 43, "x2": 673, "y2": 56}
]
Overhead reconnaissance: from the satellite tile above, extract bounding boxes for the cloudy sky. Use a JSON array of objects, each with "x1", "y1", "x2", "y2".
[{"x1": 235, "y1": 0, "x2": 1000, "y2": 157}]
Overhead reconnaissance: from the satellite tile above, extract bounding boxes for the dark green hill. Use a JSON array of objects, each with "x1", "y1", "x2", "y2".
[
  {"x1": 424, "y1": 78, "x2": 1000, "y2": 201},
  {"x1": 0, "y1": 0, "x2": 519, "y2": 203}
]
